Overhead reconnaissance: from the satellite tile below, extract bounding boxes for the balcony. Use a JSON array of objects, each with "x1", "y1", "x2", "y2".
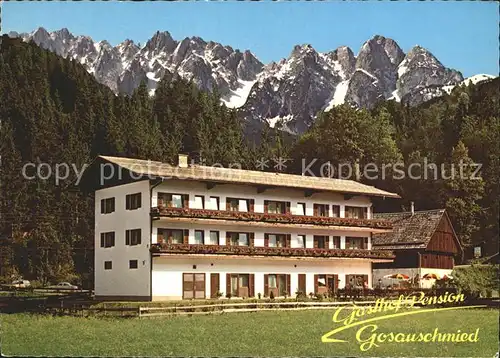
[
  {"x1": 150, "y1": 243, "x2": 395, "y2": 260},
  {"x1": 151, "y1": 207, "x2": 393, "y2": 231}
]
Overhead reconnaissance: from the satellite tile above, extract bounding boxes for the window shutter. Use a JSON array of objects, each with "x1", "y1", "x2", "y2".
[
  {"x1": 286, "y1": 274, "x2": 291, "y2": 295},
  {"x1": 226, "y1": 232, "x2": 230, "y2": 245},
  {"x1": 314, "y1": 275, "x2": 319, "y2": 294},
  {"x1": 264, "y1": 274, "x2": 269, "y2": 297},
  {"x1": 183, "y1": 229, "x2": 189, "y2": 244},
  {"x1": 126, "y1": 230, "x2": 130, "y2": 245},
  {"x1": 137, "y1": 193, "x2": 142, "y2": 209},
  {"x1": 126, "y1": 195, "x2": 131, "y2": 210},
  {"x1": 225, "y1": 198, "x2": 230, "y2": 211},
  {"x1": 249, "y1": 233, "x2": 255, "y2": 247},
  {"x1": 313, "y1": 204, "x2": 318, "y2": 216},
  {"x1": 313, "y1": 237, "x2": 318, "y2": 249},
  {"x1": 364, "y1": 237, "x2": 369, "y2": 249},
  {"x1": 286, "y1": 202, "x2": 291, "y2": 214},
  {"x1": 325, "y1": 237, "x2": 330, "y2": 249},
  {"x1": 249, "y1": 199, "x2": 254, "y2": 212},
  {"x1": 249, "y1": 274, "x2": 255, "y2": 297},
  {"x1": 100, "y1": 233, "x2": 104, "y2": 248},
  {"x1": 226, "y1": 274, "x2": 231, "y2": 296},
  {"x1": 363, "y1": 207, "x2": 368, "y2": 219},
  {"x1": 264, "y1": 234, "x2": 269, "y2": 247},
  {"x1": 183, "y1": 194, "x2": 189, "y2": 208},
  {"x1": 286, "y1": 234, "x2": 291, "y2": 248},
  {"x1": 111, "y1": 198, "x2": 115, "y2": 212},
  {"x1": 137, "y1": 229, "x2": 142, "y2": 245},
  {"x1": 100, "y1": 199, "x2": 105, "y2": 214},
  {"x1": 111, "y1": 233, "x2": 115, "y2": 247},
  {"x1": 264, "y1": 200, "x2": 269, "y2": 213},
  {"x1": 157, "y1": 232, "x2": 164, "y2": 244}
]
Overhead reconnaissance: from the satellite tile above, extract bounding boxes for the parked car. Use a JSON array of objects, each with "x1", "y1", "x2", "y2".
[
  {"x1": 5, "y1": 280, "x2": 31, "y2": 288},
  {"x1": 48, "y1": 282, "x2": 79, "y2": 290}
]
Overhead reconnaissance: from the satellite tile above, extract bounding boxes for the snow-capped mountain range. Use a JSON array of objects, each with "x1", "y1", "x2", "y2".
[{"x1": 9, "y1": 28, "x2": 495, "y2": 134}]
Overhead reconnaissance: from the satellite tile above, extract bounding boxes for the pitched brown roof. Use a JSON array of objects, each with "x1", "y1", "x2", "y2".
[
  {"x1": 95, "y1": 155, "x2": 400, "y2": 198},
  {"x1": 372, "y1": 209, "x2": 446, "y2": 250}
]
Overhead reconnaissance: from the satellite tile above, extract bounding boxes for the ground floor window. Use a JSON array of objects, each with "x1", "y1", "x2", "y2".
[
  {"x1": 226, "y1": 273, "x2": 254, "y2": 298},
  {"x1": 265, "y1": 274, "x2": 290, "y2": 297},
  {"x1": 345, "y1": 274, "x2": 369, "y2": 289},
  {"x1": 314, "y1": 274, "x2": 338, "y2": 296},
  {"x1": 183, "y1": 273, "x2": 206, "y2": 299}
]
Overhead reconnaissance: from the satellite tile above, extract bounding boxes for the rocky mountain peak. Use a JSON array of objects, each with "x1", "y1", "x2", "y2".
[{"x1": 145, "y1": 31, "x2": 177, "y2": 54}]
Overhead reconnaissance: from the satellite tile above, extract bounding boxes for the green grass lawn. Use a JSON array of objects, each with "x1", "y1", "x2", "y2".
[{"x1": 1, "y1": 308, "x2": 498, "y2": 357}]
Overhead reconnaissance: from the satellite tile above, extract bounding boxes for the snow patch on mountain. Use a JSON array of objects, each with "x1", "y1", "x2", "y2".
[
  {"x1": 221, "y1": 79, "x2": 256, "y2": 108},
  {"x1": 325, "y1": 80, "x2": 350, "y2": 111}
]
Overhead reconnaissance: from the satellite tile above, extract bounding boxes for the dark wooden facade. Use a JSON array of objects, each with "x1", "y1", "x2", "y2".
[{"x1": 373, "y1": 210, "x2": 461, "y2": 270}]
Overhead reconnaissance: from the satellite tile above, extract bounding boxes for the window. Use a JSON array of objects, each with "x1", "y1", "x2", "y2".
[
  {"x1": 331, "y1": 205, "x2": 340, "y2": 218},
  {"x1": 298, "y1": 235, "x2": 306, "y2": 248},
  {"x1": 345, "y1": 206, "x2": 367, "y2": 219},
  {"x1": 314, "y1": 204, "x2": 329, "y2": 217},
  {"x1": 317, "y1": 275, "x2": 327, "y2": 288},
  {"x1": 266, "y1": 274, "x2": 289, "y2": 297},
  {"x1": 129, "y1": 260, "x2": 138, "y2": 269},
  {"x1": 265, "y1": 200, "x2": 288, "y2": 214},
  {"x1": 183, "y1": 273, "x2": 206, "y2": 299},
  {"x1": 206, "y1": 196, "x2": 219, "y2": 210},
  {"x1": 100, "y1": 232, "x2": 115, "y2": 248},
  {"x1": 126, "y1": 193, "x2": 141, "y2": 210},
  {"x1": 346, "y1": 237, "x2": 366, "y2": 249},
  {"x1": 193, "y1": 195, "x2": 204, "y2": 209},
  {"x1": 229, "y1": 274, "x2": 250, "y2": 297},
  {"x1": 104, "y1": 261, "x2": 112, "y2": 270},
  {"x1": 100, "y1": 198, "x2": 115, "y2": 214},
  {"x1": 226, "y1": 198, "x2": 250, "y2": 212},
  {"x1": 227, "y1": 232, "x2": 249, "y2": 246},
  {"x1": 194, "y1": 230, "x2": 204, "y2": 245},
  {"x1": 346, "y1": 274, "x2": 368, "y2": 289},
  {"x1": 332, "y1": 236, "x2": 341, "y2": 249},
  {"x1": 158, "y1": 229, "x2": 186, "y2": 244},
  {"x1": 158, "y1": 193, "x2": 187, "y2": 208},
  {"x1": 209, "y1": 231, "x2": 219, "y2": 245},
  {"x1": 296, "y1": 203, "x2": 306, "y2": 216},
  {"x1": 315, "y1": 274, "x2": 339, "y2": 295},
  {"x1": 227, "y1": 198, "x2": 239, "y2": 211},
  {"x1": 267, "y1": 234, "x2": 287, "y2": 248},
  {"x1": 125, "y1": 229, "x2": 141, "y2": 246},
  {"x1": 314, "y1": 235, "x2": 328, "y2": 249}
]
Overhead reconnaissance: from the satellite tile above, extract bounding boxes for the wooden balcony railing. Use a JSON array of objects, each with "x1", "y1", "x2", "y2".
[
  {"x1": 150, "y1": 243, "x2": 395, "y2": 260},
  {"x1": 151, "y1": 207, "x2": 392, "y2": 230}
]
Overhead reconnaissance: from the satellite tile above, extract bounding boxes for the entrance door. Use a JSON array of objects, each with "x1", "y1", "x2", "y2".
[
  {"x1": 183, "y1": 273, "x2": 206, "y2": 299},
  {"x1": 210, "y1": 273, "x2": 220, "y2": 298}
]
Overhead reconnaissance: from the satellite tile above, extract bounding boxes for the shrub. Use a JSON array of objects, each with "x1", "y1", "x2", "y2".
[
  {"x1": 226, "y1": 292, "x2": 232, "y2": 299},
  {"x1": 269, "y1": 291, "x2": 275, "y2": 300},
  {"x1": 257, "y1": 292, "x2": 261, "y2": 299},
  {"x1": 451, "y1": 264, "x2": 499, "y2": 299}
]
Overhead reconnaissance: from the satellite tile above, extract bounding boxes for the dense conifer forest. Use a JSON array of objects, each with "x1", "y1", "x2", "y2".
[{"x1": 0, "y1": 36, "x2": 498, "y2": 286}]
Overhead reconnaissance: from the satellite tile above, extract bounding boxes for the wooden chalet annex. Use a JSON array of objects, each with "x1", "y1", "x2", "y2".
[{"x1": 371, "y1": 209, "x2": 462, "y2": 287}]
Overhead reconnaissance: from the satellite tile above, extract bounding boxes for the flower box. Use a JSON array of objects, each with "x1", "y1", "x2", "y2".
[
  {"x1": 151, "y1": 243, "x2": 394, "y2": 260},
  {"x1": 151, "y1": 207, "x2": 392, "y2": 230}
]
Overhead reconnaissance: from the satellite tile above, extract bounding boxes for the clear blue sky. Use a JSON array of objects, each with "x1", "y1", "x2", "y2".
[{"x1": 2, "y1": 1, "x2": 498, "y2": 77}]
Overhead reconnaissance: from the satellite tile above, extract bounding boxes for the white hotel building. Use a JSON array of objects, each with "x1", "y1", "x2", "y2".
[{"x1": 82, "y1": 155, "x2": 400, "y2": 301}]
